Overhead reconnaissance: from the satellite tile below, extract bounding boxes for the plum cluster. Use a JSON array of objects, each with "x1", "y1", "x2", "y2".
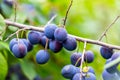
[
  {"x1": 44, "y1": 24, "x2": 77, "y2": 52},
  {"x1": 29, "y1": 24, "x2": 77, "y2": 64},
  {"x1": 100, "y1": 46, "x2": 120, "y2": 80},
  {"x1": 61, "y1": 65, "x2": 96, "y2": 80},
  {"x1": 9, "y1": 24, "x2": 77, "y2": 65},
  {"x1": 9, "y1": 38, "x2": 33, "y2": 58},
  {"x1": 61, "y1": 50, "x2": 96, "y2": 80}
]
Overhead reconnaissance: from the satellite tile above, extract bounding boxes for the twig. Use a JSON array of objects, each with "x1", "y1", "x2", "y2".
[
  {"x1": 14, "y1": 0, "x2": 17, "y2": 22},
  {"x1": 80, "y1": 41, "x2": 87, "y2": 80},
  {"x1": 5, "y1": 20, "x2": 44, "y2": 32},
  {"x1": 4, "y1": 28, "x2": 29, "y2": 41},
  {"x1": 98, "y1": 16, "x2": 120, "y2": 41},
  {"x1": 46, "y1": 14, "x2": 57, "y2": 25},
  {"x1": 63, "y1": 0, "x2": 73, "y2": 27},
  {"x1": 4, "y1": 20, "x2": 120, "y2": 50}
]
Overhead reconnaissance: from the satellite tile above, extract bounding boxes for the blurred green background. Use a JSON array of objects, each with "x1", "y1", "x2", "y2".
[{"x1": 0, "y1": 0, "x2": 120, "y2": 80}]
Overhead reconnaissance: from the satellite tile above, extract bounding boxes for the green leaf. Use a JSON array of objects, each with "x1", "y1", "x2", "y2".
[
  {"x1": 0, "y1": 52, "x2": 8, "y2": 80},
  {"x1": 1, "y1": 2, "x2": 12, "y2": 17},
  {"x1": 0, "y1": 41, "x2": 9, "y2": 50},
  {"x1": 0, "y1": 14, "x2": 5, "y2": 33},
  {"x1": 20, "y1": 60, "x2": 36, "y2": 80}
]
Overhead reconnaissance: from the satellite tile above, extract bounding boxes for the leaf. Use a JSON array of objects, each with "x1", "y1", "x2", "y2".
[
  {"x1": 0, "y1": 14, "x2": 5, "y2": 32},
  {"x1": 0, "y1": 41, "x2": 9, "y2": 51},
  {"x1": 1, "y1": 2, "x2": 12, "y2": 17},
  {"x1": 0, "y1": 52, "x2": 8, "y2": 80},
  {"x1": 20, "y1": 60, "x2": 36, "y2": 80}
]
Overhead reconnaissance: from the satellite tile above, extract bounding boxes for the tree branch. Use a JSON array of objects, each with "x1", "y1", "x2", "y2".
[
  {"x1": 98, "y1": 16, "x2": 120, "y2": 41},
  {"x1": 63, "y1": 0, "x2": 73, "y2": 27},
  {"x1": 4, "y1": 20, "x2": 120, "y2": 50}
]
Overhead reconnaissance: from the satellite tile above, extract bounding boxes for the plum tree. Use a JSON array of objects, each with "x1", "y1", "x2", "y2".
[{"x1": 3, "y1": 1, "x2": 120, "y2": 80}]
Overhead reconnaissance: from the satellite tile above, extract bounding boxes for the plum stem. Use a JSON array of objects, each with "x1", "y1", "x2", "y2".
[
  {"x1": 80, "y1": 41, "x2": 87, "y2": 80},
  {"x1": 4, "y1": 28, "x2": 29, "y2": 41},
  {"x1": 45, "y1": 38, "x2": 49, "y2": 50}
]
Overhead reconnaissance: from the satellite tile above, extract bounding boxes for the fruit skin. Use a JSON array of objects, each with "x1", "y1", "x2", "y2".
[
  {"x1": 49, "y1": 40, "x2": 62, "y2": 53},
  {"x1": 87, "y1": 67, "x2": 95, "y2": 74},
  {"x1": 28, "y1": 31, "x2": 43, "y2": 45},
  {"x1": 54, "y1": 28, "x2": 67, "y2": 42},
  {"x1": 44, "y1": 24, "x2": 57, "y2": 39},
  {"x1": 102, "y1": 69, "x2": 119, "y2": 80},
  {"x1": 84, "y1": 72, "x2": 96, "y2": 80},
  {"x1": 111, "y1": 52, "x2": 120, "y2": 64},
  {"x1": 72, "y1": 72, "x2": 96, "y2": 80},
  {"x1": 75, "y1": 67, "x2": 81, "y2": 73},
  {"x1": 22, "y1": 39, "x2": 33, "y2": 52},
  {"x1": 63, "y1": 36, "x2": 77, "y2": 51},
  {"x1": 70, "y1": 52, "x2": 82, "y2": 67},
  {"x1": 84, "y1": 50, "x2": 94, "y2": 63},
  {"x1": 33, "y1": 75, "x2": 41, "y2": 80},
  {"x1": 41, "y1": 36, "x2": 49, "y2": 48},
  {"x1": 72, "y1": 73, "x2": 85, "y2": 80},
  {"x1": 9, "y1": 38, "x2": 24, "y2": 51},
  {"x1": 61, "y1": 65, "x2": 78, "y2": 79},
  {"x1": 36, "y1": 50, "x2": 50, "y2": 64},
  {"x1": 12, "y1": 43, "x2": 27, "y2": 58},
  {"x1": 100, "y1": 46, "x2": 113, "y2": 59},
  {"x1": 105, "y1": 59, "x2": 118, "y2": 74}
]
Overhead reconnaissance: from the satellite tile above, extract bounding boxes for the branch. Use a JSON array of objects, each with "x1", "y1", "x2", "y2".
[
  {"x1": 98, "y1": 16, "x2": 120, "y2": 41},
  {"x1": 5, "y1": 20, "x2": 44, "y2": 32},
  {"x1": 4, "y1": 20, "x2": 120, "y2": 50},
  {"x1": 63, "y1": 0, "x2": 73, "y2": 27},
  {"x1": 13, "y1": 0, "x2": 17, "y2": 22}
]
